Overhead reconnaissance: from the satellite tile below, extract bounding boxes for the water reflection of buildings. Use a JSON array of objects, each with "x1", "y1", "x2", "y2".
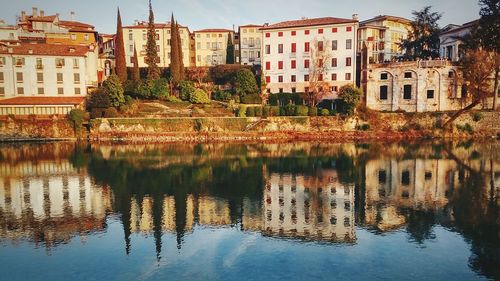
[{"x1": 0, "y1": 159, "x2": 112, "y2": 247}]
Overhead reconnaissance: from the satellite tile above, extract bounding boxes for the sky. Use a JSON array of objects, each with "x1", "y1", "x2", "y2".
[{"x1": 0, "y1": 0, "x2": 481, "y2": 34}]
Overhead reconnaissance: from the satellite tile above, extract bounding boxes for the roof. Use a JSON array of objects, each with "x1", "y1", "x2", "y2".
[
  {"x1": 0, "y1": 43, "x2": 90, "y2": 57},
  {"x1": 239, "y1": 24, "x2": 263, "y2": 28},
  {"x1": 0, "y1": 96, "x2": 85, "y2": 106},
  {"x1": 360, "y1": 15, "x2": 412, "y2": 26},
  {"x1": 194, "y1": 28, "x2": 233, "y2": 33},
  {"x1": 58, "y1": 20, "x2": 95, "y2": 32},
  {"x1": 123, "y1": 22, "x2": 188, "y2": 29},
  {"x1": 260, "y1": 17, "x2": 357, "y2": 30},
  {"x1": 440, "y1": 19, "x2": 479, "y2": 36},
  {"x1": 27, "y1": 15, "x2": 58, "y2": 23}
]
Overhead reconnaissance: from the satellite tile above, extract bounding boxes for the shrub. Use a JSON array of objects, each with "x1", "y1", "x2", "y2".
[
  {"x1": 456, "y1": 123, "x2": 474, "y2": 134},
  {"x1": 104, "y1": 107, "x2": 120, "y2": 118},
  {"x1": 262, "y1": 106, "x2": 270, "y2": 117},
  {"x1": 269, "y1": 106, "x2": 280, "y2": 117},
  {"x1": 295, "y1": 105, "x2": 309, "y2": 116},
  {"x1": 212, "y1": 89, "x2": 233, "y2": 102},
  {"x1": 337, "y1": 85, "x2": 363, "y2": 116},
  {"x1": 320, "y1": 109, "x2": 330, "y2": 116},
  {"x1": 470, "y1": 111, "x2": 483, "y2": 122},
  {"x1": 134, "y1": 78, "x2": 170, "y2": 100},
  {"x1": 102, "y1": 75, "x2": 125, "y2": 107},
  {"x1": 237, "y1": 105, "x2": 247, "y2": 117},
  {"x1": 231, "y1": 68, "x2": 259, "y2": 97},
  {"x1": 240, "y1": 94, "x2": 262, "y2": 104},
  {"x1": 90, "y1": 108, "x2": 106, "y2": 119},
  {"x1": 68, "y1": 109, "x2": 87, "y2": 127},
  {"x1": 308, "y1": 107, "x2": 318, "y2": 116},
  {"x1": 283, "y1": 104, "x2": 297, "y2": 116},
  {"x1": 86, "y1": 89, "x2": 111, "y2": 111},
  {"x1": 246, "y1": 106, "x2": 256, "y2": 117},
  {"x1": 356, "y1": 124, "x2": 371, "y2": 131},
  {"x1": 254, "y1": 106, "x2": 263, "y2": 117},
  {"x1": 166, "y1": 95, "x2": 183, "y2": 102},
  {"x1": 268, "y1": 92, "x2": 304, "y2": 106},
  {"x1": 190, "y1": 89, "x2": 210, "y2": 104},
  {"x1": 209, "y1": 64, "x2": 250, "y2": 85},
  {"x1": 179, "y1": 80, "x2": 196, "y2": 101},
  {"x1": 330, "y1": 109, "x2": 338, "y2": 116}
]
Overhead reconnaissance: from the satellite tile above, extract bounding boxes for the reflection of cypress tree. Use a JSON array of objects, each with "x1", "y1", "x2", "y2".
[
  {"x1": 152, "y1": 192, "x2": 164, "y2": 261},
  {"x1": 403, "y1": 209, "x2": 436, "y2": 243},
  {"x1": 174, "y1": 193, "x2": 187, "y2": 249}
]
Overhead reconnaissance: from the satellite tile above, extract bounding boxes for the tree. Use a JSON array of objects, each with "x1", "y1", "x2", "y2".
[
  {"x1": 190, "y1": 89, "x2": 210, "y2": 104},
  {"x1": 231, "y1": 68, "x2": 259, "y2": 97},
  {"x1": 146, "y1": 0, "x2": 160, "y2": 80},
  {"x1": 186, "y1": 67, "x2": 209, "y2": 86},
  {"x1": 102, "y1": 74, "x2": 125, "y2": 107},
  {"x1": 132, "y1": 44, "x2": 140, "y2": 81},
  {"x1": 170, "y1": 15, "x2": 185, "y2": 86},
  {"x1": 307, "y1": 39, "x2": 331, "y2": 107},
  {"x1": 400, "y1": 6, "x2": 442, "y2": 59},
  {"x1": 176, "y1": 21, "x2": 185, "y2": 81},
  {"x1": 115, "y1": 8, "x2": 127, "y2": 83},
  {"x1": 226, "y1": 33, "x2": 235, "y2": 64},
  {"x1": 443, "y1": 49, "x2": 496, "y2": 128},
  {"x1": 337, "y1": 85, "x2": 363, "y2": 116}
]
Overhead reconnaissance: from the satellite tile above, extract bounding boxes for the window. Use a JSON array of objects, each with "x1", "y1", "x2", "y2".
[
  {"x1": 332, "y1": 86, "x2": 338, "y2": 92},
  {"x1": 401, "y1": 171, "x2": 410, "y2": 185},
  {"x1": 304, "y1": 59, "x2": 310, "y2": 68},
  {"x1": 16, "y1": 72, "x2": 23, "y2": 82},
  {"x1": 14, "y1": 57, "x2": 25, "y2": 66},
  {"x1": 84, "y1": 34, "x2": 89, "y2": 40},
  {"x1": 129, "y1": 45, "x2": 134, "y2": 52},
  {"x1": 331, "y1": 58, "x2": 337, "y2": 67},
  {"x1": 75, "y1": 88, "x2": 81, "y2": 95},
  {"x1": 304, "y1": 74, "x2": 309, "y2": 82},
  {"x1": 265, "y1": 76, "x2": 270, "y2": 83},
  {"x1": 332, "y1": 27, "x2": 338, "y2": 33},
  {"x1": 265, "y1": 45, "x2": 271, "y2": 54},
  {"x1": 0, "y1": 57, "x2": 5, "y2": 66},
  {"x1": 346, "y1": 57, "x2": 352, "y2": 66},
  {"x1": 265, "y1": 33, "x2": 270, "y2": 38},
  {"x1": 318, "y1": 41, "x2": 324, "y2": 51},
  {"x1": 278, "y1": 32, "x2": 283, "y2": 37},
  {"x1": 142, "y1": 33, "x2": 147, "y2": 40},
  {"x1": 36, "y1": 58, "x2": 43, "y2": 69},
  {"x1": 291, "y1": 75, "x2": 296, "y2": 82},
  {"x1": 318, "y1": 28, "x2": 323, "y2": 34},
  {"x1": 278, "y1": 75, "x2": 283, "y2": 83},
  {"x1": 278, "y1": 44, "x2": 283, "y2": 53},
  {"x1": 403, "y1": 85, "x2": 412, "y2": 99},
  {"x1": 17, "y1": 87, "x2": 24, "y2": 95},
  {"x1": 37, "y1": 73, "x2": 43, "y2": 83},
  {"x1": 37, "y1": 87, "x2": 44, "y2": 95},
  {"x1": 266, "y1": 62, "x2": 270, "y2": 70},
  {"x1": 74, "y1": 73, "x2": 80, "y2": 83},
  {"x1": 404, "y1": 72, "x2": 412, "y2": 78},
  {"x1": 56, "y1": 58, "x2": 65, "y2": 67},
  {"x1": 332, "y1": 40, "x2": 337, "y2": 50},
  {"x1": 0, "y1": 87, "x2": 4, "y2": 96},
  {"x1": 318, "y1": 74, "x2": 323, "y2": 81},
  {"x1": 291, "y1": 87, "x2": 296, "y2": 93},
  {"x1": 57, "y1": 73, "x2": 63, "y2": 83},
  {"x1": 128, "y1": 33, "x2": 133, "y2": 40},
  {"x1": 71, "y1": 34, "x2": 76, "y2": 40},
  {"x1": 380, "y1": 73, "x2": 388, "y2": 80},
  {"x1": 278, "y1": 61, "x2": 283, "y2": 69},
  {"x1": 345, "y1": 73, "x2": 351, "y2": 80},
  {"x1": 379, "y1": 170, "x2": 387, "y2": 184},
  {"x1": 291, "y1": 60, "x2": 296, "y2": 69},
  {"x1": 291, "y1": 43, "x2": 296, "y2": 53},
  {"x1": 304, "y1": 30, "x2": 310, "y2": 35},
  {"x1": 0, "y1": 72, "x2": 3, "y2": 82},
  {"x1": 346, "y1": 26, "x2": 352, "y2": 32},
  {"x1": 279, "y1": 88, "x2": 283, "y2": 93},
  {"x1": 304, "y1": 42, "x2": 310, "y2": 52},
  {"x1": 346, "y1": 39, "x2": 352, "y2": 50},
  {"x1": 291, "y1": 31, "x2": 296, "y2": 36},
  {"x1": 331, "y1": 73, "x2": 337, "y2": 81},
  {"x1": 380, "y1": 85, "x2": 388, "y2": 100},
  {"x1": 427, "y1": 90, "x2": 434, "y2": 99},
  {"x1": 73, "y1": 58, "x2": 79, "y2": 69},
  {"x1": 58, "y1": 88, "x2": 64, "y2": 95}
]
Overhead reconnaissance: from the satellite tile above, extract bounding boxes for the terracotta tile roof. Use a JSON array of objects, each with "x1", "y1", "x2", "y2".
[
  {"x1": 123, "y1": 22, "x2": 188, "y2": 29},
  {"x1": 195, "y1": 28, "x2": 233, "y2": 33},
  {"x1": 28, "y1": 15, "x2": 57, "y2": 22},
  {"x1": 0, "y1": 96, "x2": 85, "y2": 106},
  {"x1": 260, "y1": 17, "x2": 357, "y2": 30},
  {"x1": 58, "y1": 20, "x2": 95, "y2": 32},
  {"x1": 0, "y1": 43, "x2": 90, "y2": 57}
]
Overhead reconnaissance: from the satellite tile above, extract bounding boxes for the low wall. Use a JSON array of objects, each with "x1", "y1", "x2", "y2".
[{"x1": 0, "y1": 117, "x2": 76, "y2": 140}]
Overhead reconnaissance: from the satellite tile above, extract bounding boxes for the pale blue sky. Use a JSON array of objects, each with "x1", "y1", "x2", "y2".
[{"x1": 0, "y1": 0, "x2": 480, "y2": 34}]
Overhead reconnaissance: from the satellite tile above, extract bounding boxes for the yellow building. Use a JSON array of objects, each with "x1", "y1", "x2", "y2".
[
  {"x1": 358, "y1": 15, "x2": 411, "y2": 63},
  {"x1": 194, "y1": 29, "x2": 234, "y2": 66}
]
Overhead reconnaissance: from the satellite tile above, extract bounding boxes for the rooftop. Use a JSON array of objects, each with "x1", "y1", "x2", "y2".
[
  {"x1": 260, "y1": 17, "x2": 357, "y2": 30},
  {"x1": 360, "y1": 15, "x2": 412, "y2": 26},
  {"x1": 0, "y1": 96, "x2": 85, "y2": 106},
  {"x1": 195, "y1": 28, "x2": 234, "y2": 33},
  {"x1": 0, "y1": 43, "x2": 91, "y2": 57}
]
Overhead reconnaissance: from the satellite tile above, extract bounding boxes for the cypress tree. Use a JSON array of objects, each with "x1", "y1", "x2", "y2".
[
  {"x1": 226, "y1": 33, "x2": 235, "y2": 64},
  {"x1": 170, "y1": 14, "x2": 181, "y2": 85},
  {"x1": 176, "y1": 21, "x2": 185, "y2": 81},
  {"x1": 146, "y1": 0, "x2": 160, "y2": 80},
  {"x1": 115, "y1": 8, "x2": 127, "y2": 83},
  {"x1": 132, "y1": 44, "x2": 140, "y2": 81}
]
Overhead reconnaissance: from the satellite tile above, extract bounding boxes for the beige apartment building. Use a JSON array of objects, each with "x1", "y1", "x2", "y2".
[
  {"x1": 194, "y1": 29, "x2": 234, "y2": 66},
  {"x1": 239, "y1": 24, "x2": 262, "y2": 66},
  {"x1": 358, "y1": 15, "x2": 411, "y2": 64}
]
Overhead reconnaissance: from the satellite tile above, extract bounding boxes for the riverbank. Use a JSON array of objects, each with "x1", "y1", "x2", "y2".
[{"x1": 1, "y1": 111, "x2": 499, "y2": 142}]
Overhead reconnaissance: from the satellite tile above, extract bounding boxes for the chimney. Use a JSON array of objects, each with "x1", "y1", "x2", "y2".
[
  {"x1": 40, "y1": 10, "x2": 44, "y2": 17},
  {"x1": 352, "y1": 14, "x2": 359, "y2": 21},
  {"x1": 21, "y1": 11, "x2": 26, "y2": 21},
  {"x1": 32, "y1": 7, "x2": 38, "y2": 17},
  {"x1": 28, "y1": 49, "x2": 33, "y2": 54},
  {"x1": 70, "y1": 11, "x2": 75, "y2": 21},
  {"x1": 8, "y1": 47, "x2": 13, "y2": 53}
]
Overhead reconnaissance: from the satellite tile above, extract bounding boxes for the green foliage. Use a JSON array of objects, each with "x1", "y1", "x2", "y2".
[
  {"x1": 179, "y1": 80, "x2": 196, "y2": 101},
  {"x1": 254, "y1": 106, "x2": 263, "y2": 117},
  {"x1": 400, "y1": 6, "x2": 442, "y2": 59},
  {"x1": 308, "y1": 107, "x2": 318, "y2": 116},
  {"x1": 226, "y1": 34, "x2": 235, "y2": 64},
  {"x1": 134, "y1": 78, "x2": 170, "y2": 100},
  {"x1": 268, "y1": 92, "x2": 304, "y2": 106},
  {"x1": 356, "y1": 124, "x2": 371, "y2": 131},
  {"x1": 456, "y1": 123, "x2": 474, "y2": 134},
  {"x1": 104, "y1": 107, "x2": 120, "y2": 118},
  {"x1": 114, "y1": 8, "x2": 127, "y2": 82},
  {"x1": 102, "y1": 75, "x2": 125, "y2": 107},
  {"x1": 212, "y1": 89, "x2": 233, "y2": 102},
  {"x1": 68, "y1": 109, "x2": 87, "y2": 128},
  {"x1": 170, "y1": 14, "x2": 185, "y2": 84},
  {"x1": 283, "y1": 104, "x2": 297, "y2": 116},
  {"x1": 237, "y1": 105, "x2": 247, "y2": 117},
  {"x1": 262, "y1": 106, "x2": 270, "y2": 117},
  {"x1": 86, "y1": 89, "x2": 111, "y2": 110},
  {"x1": 320, "y1": 109, "x2": 330, "y2": 116},
  {"x1": 190, "y1": 89, "x2": 210, "y2": 104},
  {"x1": 337, "y1": 85, "x2": 363, "y2": 116},
  {"x1": 295, "y1": 105, "x2": 309, "y2": 116},
  {"x1": 240, "y1": 94, "x2": 262, "y2": 104},
  {"x1": 232, "y1": 68, "x2": 259, "y2": 97},
  {"x1": 146, "y1": 0, "x2": 160, "y2": 79},
  {"x1": 246, "y1": 106, "x2": 255, "y2": 117},
  {"x1": 470, "y1": 111, "x2": 483, "y2": 122},
  {"x1": 269, "y1": 106, "x2": 280, "y2": 117},
  {"x1": 166, "y1": 95, "x2": 183, "y2": 102},
  {"x1": 210, "y1": 64, "x2": 250, "y2": 85}
]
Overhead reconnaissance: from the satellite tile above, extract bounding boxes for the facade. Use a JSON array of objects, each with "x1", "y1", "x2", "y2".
[
  {"x1": 439, "y1": 20, "x2": 478, "y2": 62},
  {"x1": 260, "y1": 17, "x2": 358, "y2": 94},
  {"x1": 239, "y1": 25, "x2": 262, "y2": 66},
  {"x1": 364, "y1": 60, "x2": 468, "y2": 112},
  {"x1": 97, "y1": 33, "x2": 115, "y2": 83},
  {"x1": 194, "y1": 29, "x2": 234, "y2": 66},
  {"x1": 358, "y1": 15, "x2": 411, "y2": 64},
  {"x1": 122, "y1": 21, "x2": 192, "y2": 68}
]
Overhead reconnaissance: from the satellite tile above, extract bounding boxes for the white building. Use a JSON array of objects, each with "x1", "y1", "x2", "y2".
[
  {"x1": 439, "y1": 20, "x2": 478, "y2": 62},
  {"x1": 260, "y1": 16, "x2": 359, "y2": 94},
  {"x1": 239, "y1": 24, "x2": 262, "y2": 66},
  {"x1": 0, "y1": 42, "x2": 97, "y2": 115},
  {"x1": 122, "y1": 21, "x2": 192, "y2": 68},
  {"x1": 194, "y1": 29, "x2": 234, "y2": 66}
]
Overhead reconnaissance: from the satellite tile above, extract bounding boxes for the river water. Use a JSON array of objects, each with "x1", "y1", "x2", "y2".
[{"x1": 0, "y1": 141, "x2": 498, "y2": 280}]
